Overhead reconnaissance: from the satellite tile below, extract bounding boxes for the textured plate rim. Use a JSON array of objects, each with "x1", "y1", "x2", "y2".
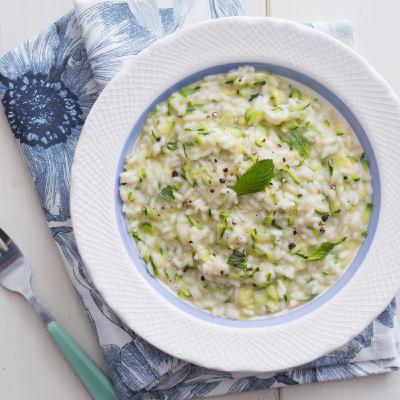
[
  {"x1": 71, "y1": 16, "x2": 400, "y2": 372},
  {"x1": 115, "y1": 62, "x2": 381, "y2": 328}
]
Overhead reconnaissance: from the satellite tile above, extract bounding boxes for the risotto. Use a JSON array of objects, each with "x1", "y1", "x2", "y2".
[{"x1": 120, "y1": 66, "x2": 372, "y2": 319}]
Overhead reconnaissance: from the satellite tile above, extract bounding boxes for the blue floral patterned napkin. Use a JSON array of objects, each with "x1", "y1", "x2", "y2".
[{"x1": 0, "y1": 1, "x2": 399, "y2": 399}]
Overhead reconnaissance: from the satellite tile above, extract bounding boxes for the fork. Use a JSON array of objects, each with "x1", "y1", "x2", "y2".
[{"x1": 0, "y1": 228, "x2": 118, "y2": 400}]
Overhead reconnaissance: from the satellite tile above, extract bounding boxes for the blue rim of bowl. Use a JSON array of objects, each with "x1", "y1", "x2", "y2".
[{"x1": 115, "y1": 62, "x2": 380, "y2": 328}]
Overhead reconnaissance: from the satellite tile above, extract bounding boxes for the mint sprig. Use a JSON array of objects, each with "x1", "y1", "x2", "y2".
[
  {"x1": 159, "y1": 185, "x2": 175, "y2": 201},
  {"x1": 233, "y1": 159, "x2": 274, "y2": 196},
  {"x1": 304, "y1": 237, "x2": 347, "y2": 261},
  {"x1": 290, "y1": 126, "x2": 310, "y2": 157},
  {"x1": 228, "y1": 250, "x2": 247, "y2": 270}
]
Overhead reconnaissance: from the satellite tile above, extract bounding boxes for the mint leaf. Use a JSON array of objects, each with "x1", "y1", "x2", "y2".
[
  {"x1": 160, "y1": 185, "x2": 175, "y2": 201},
  {"x1": 306, "y1": 237, "x2": 346, "y2": 261},
  {"x1": 228, "y1": 249, "x2": 247, "y2": 269},
  {"x1": 233, "y1": 159, "x2": 275, "y2": 195},
  {"x1": 290, "y1": 126, "x2": 310, "y2": 157}
]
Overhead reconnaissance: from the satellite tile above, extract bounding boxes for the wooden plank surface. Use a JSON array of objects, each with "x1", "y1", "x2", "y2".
[
  {"x1": 0, "y1": 1, "x2": 274, "y2": 400},
  {"x1": 0, "y1": 2, "x2": 107, "y2": 399},
  {"x1": 269, "y1": 0, "x2": 400, "y2": 95},
  {"x1": 269, "y1": 1, "x2": 400, "y2": 399},
  {"x1": 2, "y1": 1, "x2": 399, "y2": 399}
]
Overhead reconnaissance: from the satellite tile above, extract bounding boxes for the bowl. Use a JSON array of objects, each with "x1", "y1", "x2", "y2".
[{"x1": 71, "y1": 17, "x2": 400, "y2": 372}]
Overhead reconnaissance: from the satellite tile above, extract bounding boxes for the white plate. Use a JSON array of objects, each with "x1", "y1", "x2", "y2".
[{"x1": 71, "y1": 17, "x2": 400, "y2": 372}]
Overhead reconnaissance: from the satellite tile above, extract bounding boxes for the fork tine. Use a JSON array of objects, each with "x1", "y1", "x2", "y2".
[
  {"x1": 0, "y1": 228, "x2": 11, "y2": 247},
  {"x1": 0, "y1": 228, "x2": 21, "y2": 261},
  {"x1": 0, "y1": 228, "x2": 22, "y2": 273}
]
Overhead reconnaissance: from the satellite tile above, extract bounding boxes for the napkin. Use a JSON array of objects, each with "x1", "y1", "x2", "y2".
[{"x1": 0, "y1": 1, "x2": 398, "y2": 398}]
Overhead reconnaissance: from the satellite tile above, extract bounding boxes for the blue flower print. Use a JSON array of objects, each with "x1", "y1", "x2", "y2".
[
  {"x1": 0, "y1": 12, "x2": 98, "y2": 222},
  {"x1": 1, "y1": 70, "x2": 83, "y2": 147},
  {"x1": 303, "y1": 323, "x2": 374, "y2": 369},
  {"x1": 209, "y1": 0, "x2": 244, "y2": 18},
  {"x1": 77, "y1": 0, "x2": 245, "y2": 88},
  {"x1": 0, "y1": 13, "x2": 97, "y2": 149},
  {"x1": 0, "y1": 3, "x2": 397, "y2": 398},
  {"x1": 102, "y1": 340, "x2": 187, "y2": 400},
  {"x1": 290, "y1": 362, "x2": 378, "y2": 384},
  {"x1": 137, "y1": 365, "x2": 232, "y2": 400},
  {"x1": 226, "y1": 373, "x2": 298, "y2": 393},
  {"x1": 377, "y1": 298, "x2": 396, "y2": 328},
  {"x1": 77, "y1": 1, "x2": 190, "y2": 89}
]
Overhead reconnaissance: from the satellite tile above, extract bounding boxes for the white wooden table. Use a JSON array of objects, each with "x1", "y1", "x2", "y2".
[{"x1": 0, "y1": 1, "x2": 399, "y2": 399}]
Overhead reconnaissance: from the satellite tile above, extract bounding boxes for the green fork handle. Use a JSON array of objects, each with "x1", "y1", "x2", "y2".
[{"x1": 48, "y1": 321, "x2": 118, "y2": 400}]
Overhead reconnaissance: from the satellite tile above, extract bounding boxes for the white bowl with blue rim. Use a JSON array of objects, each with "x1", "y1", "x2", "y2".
[{"x1": 71, "y1": 17, "x2": 400, "y2": 372}]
